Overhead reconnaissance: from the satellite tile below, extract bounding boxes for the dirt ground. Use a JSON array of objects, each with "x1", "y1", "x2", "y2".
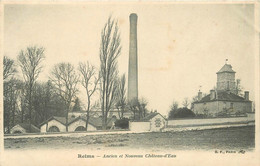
[{"x1": 4, "y1": 126, "x2": 255, "y2": 151}]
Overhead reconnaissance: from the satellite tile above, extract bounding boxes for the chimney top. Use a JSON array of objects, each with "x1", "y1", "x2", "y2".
[
  {"x1": 244, "y1": 91, "x2": 249, "y2": 100},
  {"x1": 130, "y1": 13, "x2": 137, "y2": 17},
  {"x1": 210, "y1": 90, "x2": 215, "y2": 100},
  {"x1": 130, "y1": 13, "x2": 138, "y2": 21}
]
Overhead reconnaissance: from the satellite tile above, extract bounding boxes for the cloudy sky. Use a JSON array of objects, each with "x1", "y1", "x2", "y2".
[{"x1": 4, "y1": 3, "x2": 256, "y2": 115}]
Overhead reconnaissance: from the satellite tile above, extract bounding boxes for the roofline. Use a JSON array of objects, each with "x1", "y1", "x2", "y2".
[
  {"x1": 68, "y1": 116, "x2": 113, "y2": 127},
  {"x1": 216, "y1": 71, "x2": 236, "y2": 74},
  {"x1": 193, "y1": 100, "x2": 252, "y2": 104},
  {"x1": 40, "y1": 116, "x2": 113, "y2": 128},
  {"x1": 39, "y1": 116, "x2": 66, "y2": 127},
  {"x1": 143, "y1": 112, "x2": 167, "y2": 121},
  {"x1": 67, "y1": 116, "x2": 98, "y2": 127}
]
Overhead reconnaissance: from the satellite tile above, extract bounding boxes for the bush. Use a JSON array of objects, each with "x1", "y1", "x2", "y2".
[
  {"x1": 114, "y1": 118, "x2": 129, "y2": 129},
  {"x1": 172, "y1": 107, "x2": 195, "y2": 119}
]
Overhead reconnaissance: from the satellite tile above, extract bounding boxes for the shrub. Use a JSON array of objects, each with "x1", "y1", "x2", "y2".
[
  {"x1": 172, "y1": 107, "x2": 195, "y2": 119},
  {"x1": 114, "y1": 118, "x2": 129, "y2": 129}
]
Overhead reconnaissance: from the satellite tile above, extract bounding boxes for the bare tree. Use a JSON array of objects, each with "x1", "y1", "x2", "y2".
[
  {"x1": 3, "y1": 56, "x2": 17, "y2": 133},
  {"x1": 182, "y1": 97, "x2": 190, "y2": 108},
  {"x1": 50, "y1": 63, "x2": 79, "y2": 132},
  {"x1": 138, "y1": 98, "x2": 148, "y2": 118},
  {"x1": 32, "y1": 81, "x2": 53, "y2": 126},
  {"x1": 115, "y1": 74, "x2": 127, "y2": 119},
  {"x1": 128, "y1": 97, "x2": 148, "y2": 120},
  {"x1": 18, "y1": 46, "x2": 45, "y2": 132},
  {"x1": 128, "y1": 98, "x2": 139, "y2": 120},
  {"x1": 4, "y1": 79, "x2": 21, "y2": 133},
  {"x1": 99, "y1": 16, "x2": 121, "y2": 129},
  {"x1": 3, "y1": 56, "x2": 16, "y2": 80},
  {"x1": 168, "y1": 100, "x2": 179, "y2": 119},
  {"x1": 78, "y1": 62, "x2": 100, "y2": 130}
]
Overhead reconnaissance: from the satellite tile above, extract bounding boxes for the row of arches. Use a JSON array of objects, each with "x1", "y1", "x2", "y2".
[{"x1": 47, "y1": 125, "x2": 86, "y2": 132}]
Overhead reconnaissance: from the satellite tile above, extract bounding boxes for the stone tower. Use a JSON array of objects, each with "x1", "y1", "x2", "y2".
[
  {"x1": 216, "y1": 62, "x2": 236, "y2": 93},
  {"x1": 128, "y1": 13, "x2": 138, "y2": 102}
]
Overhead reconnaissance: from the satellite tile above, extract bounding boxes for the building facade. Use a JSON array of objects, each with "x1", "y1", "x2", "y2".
[
  {"x1": 129, "y1": 112, "x2": 167, "y2": 132},
  {"x1": 192, "y1": 63, "x2": 252, "y2": 117},
  {"x1": 40, "y1": 116, "x2": 116, "y2": 133}
]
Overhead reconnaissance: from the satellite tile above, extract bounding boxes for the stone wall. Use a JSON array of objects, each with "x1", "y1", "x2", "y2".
[
  {"x1": 167, "y1": 115, "x2": 254, "y2": 127},
  {"x1": 129, "y1": 122, "x2": 150, "y2": 132},
  {"x1": 217, "y1": 72, "x2": 236, "y2": 92},
  {"x1": 193, "y1": 100, "x2": 252, "y2": 117}
]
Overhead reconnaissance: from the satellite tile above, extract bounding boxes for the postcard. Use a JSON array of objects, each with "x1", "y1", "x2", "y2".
[{"x1": 0, "y1": 1, "x2": 259, "y2": 166}]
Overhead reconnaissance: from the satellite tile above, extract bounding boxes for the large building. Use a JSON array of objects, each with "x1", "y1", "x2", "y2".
[{"x1": 192, "y1": 62, "x2": 252, "y2": 117}]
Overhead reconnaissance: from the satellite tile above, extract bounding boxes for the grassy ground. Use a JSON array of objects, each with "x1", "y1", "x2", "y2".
[{"x1": 4, "y1": 126, "x2": 255, "y2": 151}]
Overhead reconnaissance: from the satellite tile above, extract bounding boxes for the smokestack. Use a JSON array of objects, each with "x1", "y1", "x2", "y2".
[
  {"x1": 128, "y1": 13, "x2": 138, "y2": 102},
  {"x1": 210, "y1": 90, "x2": 215, "y2": 100},
  {"x1": 244, "y1": 91, "x2": 249, "y2": 100},
  {"x1": 198, "y1": 91, "x2": 202, "y2": 101}
]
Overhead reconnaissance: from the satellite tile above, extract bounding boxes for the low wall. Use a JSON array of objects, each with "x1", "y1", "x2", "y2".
[
  {"x1": 167, "y1": 115, "x2": 254, "y2": 128},
  {"x1": 129, "y1": 122, "x2": 150, "y2": 132},
  {"x1": 163, "y1": 123, "x2": 253, "y2": 132}
]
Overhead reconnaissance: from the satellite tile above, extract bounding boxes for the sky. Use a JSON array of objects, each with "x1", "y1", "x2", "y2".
[{"x1": 3, "y1": 3, "x2": 257, "y2": 116}]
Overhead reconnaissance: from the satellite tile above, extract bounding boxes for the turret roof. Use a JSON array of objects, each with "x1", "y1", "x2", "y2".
[{"x1": 217, "y1": 64, "x2": 236, "y2": 74}]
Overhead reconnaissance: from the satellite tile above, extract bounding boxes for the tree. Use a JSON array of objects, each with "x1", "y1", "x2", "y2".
[
  {"x1": 182, "y1": 97, "x2": 190, "y2": 108},
  {"x1": 4, "y1": 79, "x2": 23, "y2": 133},
  {"x1": 3, "y1": 56, "x2": 16, "y2": 80},
  {"x1": 32, "y1": 81, "x2": 53, "y2": 126},
  {"x1": 72, "y1": 97, "x2": 82, "y2": 112},
  {"x1": 78, "y1": 62, "x2": 100, "y2": 130},
  {"x1": 128, "y1": 97, "x2": 148, "y2": 120},
  {"x1": 18, "y1": 46, "x2": 45, "y2": 132},
  {"x1": 50, "y1": 63, "x2": 79, "y2": 131},
  {"x1": 168, "y1": 100, "x2": 179, "y2": 119},
  {"x1": 99, "y1": 16, "x2": 121, "y2": 129},
  {"x1": 3, "y1": 56, "x2": 17, "y2": 133},
  {"x1": 115, "y1": 74, "x2": 127, "y2": 119},
  {"x1": 128, "y1": 98, "x2": 139, "y2": 120},
  {"x1": 138, "y1": 98, "x2": 148, "y2": 118}
]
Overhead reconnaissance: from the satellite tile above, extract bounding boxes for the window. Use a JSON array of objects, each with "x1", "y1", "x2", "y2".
[
  {"x1": 230, "y1": 103, "x2": 233, "y2": 109},
  {"x1": 155, "y1": 118, "x2": 161, "y2": 127}
]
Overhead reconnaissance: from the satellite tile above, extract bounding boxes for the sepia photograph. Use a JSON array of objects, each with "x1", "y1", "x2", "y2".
[{"x1": 0, "y1": 1, "x2": 259, "y2": 166}]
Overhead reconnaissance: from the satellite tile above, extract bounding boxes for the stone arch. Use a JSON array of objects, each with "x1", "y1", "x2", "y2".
[
  {"x1": 13, "y1": 130, "x2": 23, "y2": 134},
  {"x1": 48, "y1": 126, "x2": 60, "y2": 132},
  {"x1": 74, "y1": 126, "x2": 86, "y2": 132}
]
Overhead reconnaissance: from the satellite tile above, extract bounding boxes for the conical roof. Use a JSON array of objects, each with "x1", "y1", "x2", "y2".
[{"x1": 217, "y1": 64, "x2": 236, "y2": 74}]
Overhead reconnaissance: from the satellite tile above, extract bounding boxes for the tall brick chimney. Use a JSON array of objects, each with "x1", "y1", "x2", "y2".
[
  {"x1": 128, "y1": 13, "x2": 138, "y2": 102},
  {"x1": 244, "y1": 91, "x2": 249, "y2": 100}
]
